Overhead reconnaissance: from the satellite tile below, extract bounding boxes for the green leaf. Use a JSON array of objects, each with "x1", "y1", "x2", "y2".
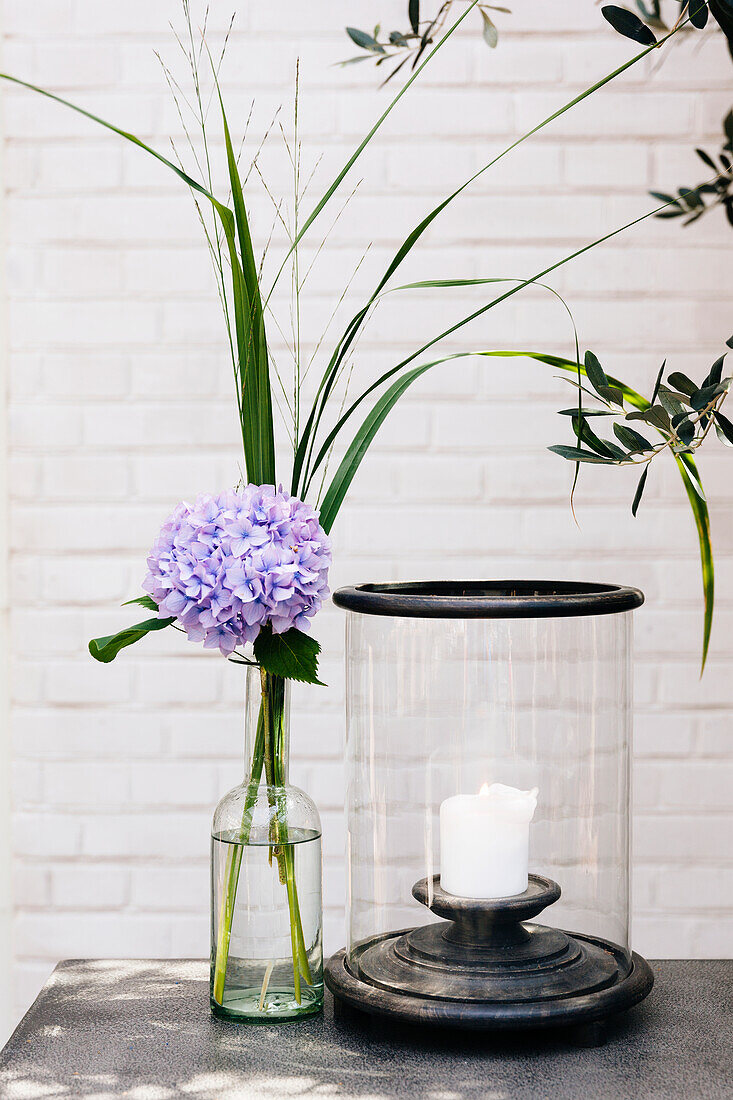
[
  {"x1": 667, "y1": 371, "x2": 698, "y2": 397},
  {"x1": 346, "y1": 26, "x2": 385, "y2": 52},
  {"x1": 409, "y1": 0, "x2": 420, "y2": 35},
  {"x1": 695, "y1": 147, "x2": 717, "y2": 171},
  {"x1": 583, "y1": 352, "x2": 624, "y2": 406},
  {"x1": 650, "y1": 191, "x2": 681, "y2": 207},
  {"x1": 651, "y1": 360, "x2": 666, "y2": 404},
  {"x1": 602, "y1": 5, "x2": 658, "y2": 44},
  {"x1": 725, "y1": 110, "x2": 733, "y2": 148},
  {"x1": 584, "y1": 350, "x2": 608, "y2": 394},
  {"x1": 636, "y1": 0, "x2": 667, "y2": 28},
  {"x1": 688, "y1": 0, "x2": 709, "y2": 28},
  {"x1": 89, "y1": 616, "x2": 174, "y2": 663},
  {"x1": 631, "y1": 466, "x2": 649, "y2": 516},
  {"x1": 675, "y1": 416, "x2": 696, "y2": 446},
  {"x1": 692, "y1": 380, "x2": 729, "y2": 411},
  {"x1": 558, "y1": 407, "x2": 614, "y2": 417},
  {"x1": 337, "y1": 55, "x2": 374, "y2": 66},
  {"x1": 714, "y1": 409, "x2": 733, "y2": 445},
  {"x1": 657, "y1": 388, "x2": 688, "y2": 420},
  {"x1": 573, "y1": 417, "x2": 627, "y2": 459},
  {"x1": 627, "y1": 404, "x2": 671, "y2": 432},
  {"x1": 674, "y1": 453, "x2": 713, "y2": 673},
  {"x1": 597, "y1": 383, "x2": 626, "y2": 406},
  {"x1": 614, "y1": 422, "x2": 654, "y2": 452},
  {"x1": 678, "y1": 186, "x2": 704, "y2": 209},
  {"x1": 702, "y1": 353, "x2": 725, "y2": 390},
  {"x1": 481, "y1": 10, "x2": 499, "y2": 47},
  {"x1": 484, "y1": 349, "x2": 716, "y2": 673},
  {"x1": 548, "y1": 445, "x2": 615, "y2": 464},
  {"x1": 123, "y1": 595, "x2": 159, "y2": 612},
  {"x1": 253, "y1": 627, "x2": 325, "y2": 686}
]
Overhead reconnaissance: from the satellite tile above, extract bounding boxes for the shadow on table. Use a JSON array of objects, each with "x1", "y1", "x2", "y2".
[{"x1": 0, "y1": 959, "x2": 718, "y2": 1100}]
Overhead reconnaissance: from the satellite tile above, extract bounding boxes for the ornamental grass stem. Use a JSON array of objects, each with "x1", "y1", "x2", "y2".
[{"x1": 212, "y1": 670, "x2": 311, "y2": 1010}]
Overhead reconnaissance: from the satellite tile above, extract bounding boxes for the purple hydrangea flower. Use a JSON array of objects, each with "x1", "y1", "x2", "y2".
[{"x1": 143, "y1": 485, "x2": 332, "y2": 655}]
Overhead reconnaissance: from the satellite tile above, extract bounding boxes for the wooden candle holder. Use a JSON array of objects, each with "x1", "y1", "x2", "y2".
[{"x1": 325, "y1": 873, "x2": 653, "y2": 1031}]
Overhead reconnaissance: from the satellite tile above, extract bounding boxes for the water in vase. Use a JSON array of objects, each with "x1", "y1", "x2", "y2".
[{"x1": 210, "y1": 826, "x2": 323, "y2": 1021}]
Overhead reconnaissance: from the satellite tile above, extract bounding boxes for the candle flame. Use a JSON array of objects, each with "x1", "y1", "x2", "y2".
[{"x1": 479, "y1": 782, "x2": 491, "y2": 796}]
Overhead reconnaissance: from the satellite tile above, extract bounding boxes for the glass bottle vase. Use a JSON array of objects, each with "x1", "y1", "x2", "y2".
[{"x1": 210, "y1": 666, "x2": 323, "y2": 1021}]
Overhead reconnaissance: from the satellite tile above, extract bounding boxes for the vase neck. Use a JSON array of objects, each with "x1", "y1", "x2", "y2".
[{"x1": 243, "y1": 664, "x2": 291, "y2": 786}]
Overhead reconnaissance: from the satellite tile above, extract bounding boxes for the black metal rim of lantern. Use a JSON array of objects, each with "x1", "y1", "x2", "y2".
[
  {"x1": 333, "y1": 579, "x2": 644, "y2": 619},
  {"x1": 326, "y1": 578, "x2": 653, "y2": 1036}
]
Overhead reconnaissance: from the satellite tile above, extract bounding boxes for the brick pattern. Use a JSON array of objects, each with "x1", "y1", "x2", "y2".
[{"x1": 2, "y1": 0, "x2": 732, "y2": 1025}]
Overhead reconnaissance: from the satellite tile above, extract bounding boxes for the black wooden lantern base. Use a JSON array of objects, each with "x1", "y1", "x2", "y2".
[{"x1": 325, "y1": 874, "x2": 653, "y2": 1030}]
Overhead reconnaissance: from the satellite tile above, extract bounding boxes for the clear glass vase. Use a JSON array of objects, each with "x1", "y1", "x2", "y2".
[{"x1": 210, "y1": 666, "x2": 323, "y2": 1022}]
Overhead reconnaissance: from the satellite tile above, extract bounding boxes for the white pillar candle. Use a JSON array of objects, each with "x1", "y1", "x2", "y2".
[{"x1": 440, "y1": 782, "x2": 539, "y2": 899}]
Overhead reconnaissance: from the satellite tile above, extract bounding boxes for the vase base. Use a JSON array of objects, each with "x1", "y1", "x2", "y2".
[
  {"x1": 325, "y1": 933, "x2": 653, "y2": 1030},
  {"x1": 210, "y1": 984, "x2": 323, "y2": 1023}
]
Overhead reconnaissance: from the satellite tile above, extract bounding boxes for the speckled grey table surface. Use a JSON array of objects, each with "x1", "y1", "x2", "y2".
[{"x1": 1, "y1": 959, "x2": 730, "y2": 1099}]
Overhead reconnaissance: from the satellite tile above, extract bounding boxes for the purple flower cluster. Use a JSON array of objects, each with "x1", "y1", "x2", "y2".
[{"x1": 143, "y1": 485, "x2": 332, "y2": 655}]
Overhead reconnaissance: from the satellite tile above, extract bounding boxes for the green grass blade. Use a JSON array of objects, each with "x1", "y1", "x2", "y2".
[
  {"x1": 266, "y1": 0, "x2": 481, "y2": 306},
  {"x1": 301, "y1": 190, "x2": 682, "y2": 497},
  {"x1": 303, "y1": 279, "x2": 580, "y2": 495},
  {"x1": 293, "y1": 27, "x2": 675, "y2": 489},
  {"x1": 320, "y1": 345, "x2": 716, "y2": 670},
  {"x1": 318, "y1": 353, "x2": 470, "y2": 532},
  {"x1": 217, "y1": 87, "x2": 275, "y2": 485},
  {"x1": 487, "y1": 350, "x2": 650, "y2": 410},
  {"x1": 0, "y1": 71, "x2": 271, "y2": 481},
  {"x1": 674, "y1": 453, "x2": 714, "y2": 674},
  {"x1": 304, "y1": 194, "x2": 677, "y2": 493},
  {"x1": 0, "y1": 72, "x2": 227, "y2": 215},
  {"x1": 476, "y1": 351, "x2": 714, "y2": 671}
]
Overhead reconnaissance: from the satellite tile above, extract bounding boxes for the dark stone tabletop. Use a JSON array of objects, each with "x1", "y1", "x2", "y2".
[{"x1": 1, "y1": 959, "x2": 730, "y2": 1099}]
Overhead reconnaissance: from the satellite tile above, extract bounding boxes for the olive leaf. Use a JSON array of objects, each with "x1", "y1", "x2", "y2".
[
  {"x1": 631, "y1": 466, "x2": 650, "y2": 517},
  {"x1": 714, "y1": 410, "x2": 733, "y2": 445},
  {"x1": 584, "y1": 350, "x2": 608, "y2": 394},
  {"x1": 675, "y1": 416, "x2": 696, "y2": 446},
  {"x1": 650, "y1": 118, "x2": 733, "y2": 232},
  {"x1": 548, "y1": 445, "x2": 615, "y2": 464},
  {"x1": 601, "y1": 5, "x2": 658, "y2": 43},
  {"x1": 613, "y1": 422, "x2": 654, "y2": 453},
  {"x1": 481, "y1": 10, "x2": 499, "y2": 47},
  {"x1": 346, "y1": 26, "x2": 386, "y2": 52},
  {"x1": 409, "y1": 0, "x2": 420, "y2": 35},
  {"x1": 572, "y1": 415, "x2": 626, "y2": 459},
  {"x1": 688, "y1": 0, "x2": 710, "y2": 29},
  {"x1": 667, "y1": 371, "x2": 698, "y2": 397}
]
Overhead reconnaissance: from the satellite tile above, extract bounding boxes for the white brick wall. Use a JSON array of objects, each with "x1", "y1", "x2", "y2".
[{"x1": 2, "y1": 0, "x2": 732, "y2": 1030}]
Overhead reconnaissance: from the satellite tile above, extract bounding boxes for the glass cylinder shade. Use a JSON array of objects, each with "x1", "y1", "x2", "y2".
[{"x1": 326, "y1": 581, "x2": 653, "y2": 1030}]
